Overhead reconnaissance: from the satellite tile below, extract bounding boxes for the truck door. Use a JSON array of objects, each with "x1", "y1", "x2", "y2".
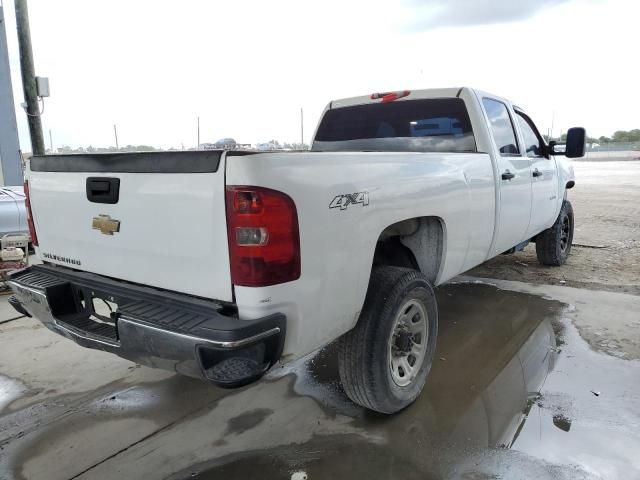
[
  {"x1": 482, "y1": 97, "x2": 533, "y2": 255},
  {"x1": 514, "y1": 109, "x2": 559, "y2": 237}
]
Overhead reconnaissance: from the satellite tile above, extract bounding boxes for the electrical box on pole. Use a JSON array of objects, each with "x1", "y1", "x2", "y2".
[{"x1": 35, "y1": 76, "x2": 49, "y2": 97}]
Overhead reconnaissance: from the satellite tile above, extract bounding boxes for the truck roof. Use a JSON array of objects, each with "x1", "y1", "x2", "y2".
[{"x1": 329, "y1": 87, "x2": 466, "y2": 110}]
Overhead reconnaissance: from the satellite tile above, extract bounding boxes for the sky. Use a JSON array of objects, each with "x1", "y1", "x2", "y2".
[{"x1": 2, "y1": 0, "x2": 639, "y2": 151}]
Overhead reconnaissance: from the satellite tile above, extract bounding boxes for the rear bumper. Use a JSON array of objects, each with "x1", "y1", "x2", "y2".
[{"x1": 8, "y1": 265, "x2": 285, "y2": 388}]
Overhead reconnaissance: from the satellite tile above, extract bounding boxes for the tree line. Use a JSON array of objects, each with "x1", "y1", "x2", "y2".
[
  {"x1": 544, "y1": 129, "x2": 640, "y2": 144},
  {"x1": 592, "y1": 129, "x2": 640, "y2": 144},
  {"x1": 552, "y1": 130, "x2": 640, "y2": 144}
]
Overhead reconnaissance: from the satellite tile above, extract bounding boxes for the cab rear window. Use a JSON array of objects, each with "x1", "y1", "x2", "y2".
[{"x1": 313, "y1": 98, "x2": 476, "y2": 153}]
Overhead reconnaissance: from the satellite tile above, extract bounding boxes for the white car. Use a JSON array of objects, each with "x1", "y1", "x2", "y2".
[
  {"x1": 0, "y1": 186, "x2": 28, "y2": 238},
  {"x1": 9, "y1": 87, "x2": 583, "y2": 413}
]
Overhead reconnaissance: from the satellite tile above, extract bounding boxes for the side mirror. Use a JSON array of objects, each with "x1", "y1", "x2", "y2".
[
  {"x1": 564, "y1": 127, "x2": 586, "y2": 158},
  {"x1": 549, "y1": 127, "x2": 586, "y2": 158}
]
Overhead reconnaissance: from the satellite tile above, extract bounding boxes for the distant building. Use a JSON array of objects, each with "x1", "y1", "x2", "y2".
[
  {"x1": 199, "y1": 139, "x2": 250, "y2": 150},
  {"x1": 199, "y1": 143, "x2": 218, "y2": 150},
  {"x1": 215, "y1": 138, "x2": 237, "y2": 148},
  {"x1": 256, "y1": 143, "x2": 277, "y2": 151}
]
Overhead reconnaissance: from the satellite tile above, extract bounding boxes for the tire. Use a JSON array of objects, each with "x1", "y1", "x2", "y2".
[
  {"x1": 337, "y1": 266, "x2": 438, "y2": 414},
  {"x1": 536, "y1": 199, "x2": 574, "y2": 266}
]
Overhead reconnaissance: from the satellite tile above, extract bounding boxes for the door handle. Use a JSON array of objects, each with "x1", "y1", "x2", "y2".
[
  {"x1": 501, "y1": 170, "x2": 515, "y2": 180},
  {"x1": 532, "y1": 168, "x2": 543, "y2": 178},
  {"x1": 86, "y1": 177, "x2": 120, "y2": 204}
]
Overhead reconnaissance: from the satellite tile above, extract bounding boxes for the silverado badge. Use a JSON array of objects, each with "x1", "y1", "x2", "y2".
[{"x1": 92, "y1": 214, "x2": 120, "y2": 235}]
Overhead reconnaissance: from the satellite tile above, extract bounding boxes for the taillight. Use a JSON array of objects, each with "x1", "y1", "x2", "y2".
[
  {"x1": 225, "y1": 186, "x2": 300, "y2": 287},
  {"x1": 24, "y1": 180, "x2": 38, "y2": 246}
]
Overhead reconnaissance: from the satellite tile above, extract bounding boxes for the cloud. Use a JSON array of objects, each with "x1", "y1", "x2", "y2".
[{"x1": 404, "y1": 0, "x2": 570, "y2": 29}]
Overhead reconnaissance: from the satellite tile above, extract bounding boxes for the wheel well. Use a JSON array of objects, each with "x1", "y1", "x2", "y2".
[
  {"x1": 373, "y1": 237, "x2": 419, "y2": 270},
  {"x1": 373, "y1": 217, "x2": 444, "y2": 283}
]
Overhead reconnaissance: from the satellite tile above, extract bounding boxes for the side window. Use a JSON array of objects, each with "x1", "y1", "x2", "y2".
[
  {"x1": 482, "y1": 98, "x2": 520, "y2": 156},
  {"x1": 515, "y1": 111, "x2": 544, "y2": 158}
]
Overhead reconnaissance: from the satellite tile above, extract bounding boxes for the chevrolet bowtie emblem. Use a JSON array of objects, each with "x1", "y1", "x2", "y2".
[{"x1": 92, "y1": 214, "x2": 120, "y2": 235}]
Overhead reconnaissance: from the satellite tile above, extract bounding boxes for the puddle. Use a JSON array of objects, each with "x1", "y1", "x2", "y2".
[
  {"x1": 1, "y1": 283, "x2": 639, "y2": 480},
  {"x1": 178, "y1": 284, "x2": 640, "y2": 480}
]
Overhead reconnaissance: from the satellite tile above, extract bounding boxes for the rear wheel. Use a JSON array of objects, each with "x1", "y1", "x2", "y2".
[
  {"x1": 338, "y1": 266, "x2": 438, "y2": 414},
  {"x1": 536, "y1": 199, "x2": 574, "y2": 266}
]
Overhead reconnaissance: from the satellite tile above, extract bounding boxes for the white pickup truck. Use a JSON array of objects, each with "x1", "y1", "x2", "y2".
[{"x1": 9, "y1": 87, "x2": 584, "y2": 413}]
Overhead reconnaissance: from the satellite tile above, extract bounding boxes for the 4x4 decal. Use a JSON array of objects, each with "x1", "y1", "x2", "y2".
[{"x1": 329, "y1": 192, "x2": 369, "y2": 210}]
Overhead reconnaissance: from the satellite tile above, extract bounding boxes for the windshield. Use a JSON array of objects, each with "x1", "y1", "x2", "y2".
[{"x1": 313, "y1": 98, "x2": 476, "y2": 153}]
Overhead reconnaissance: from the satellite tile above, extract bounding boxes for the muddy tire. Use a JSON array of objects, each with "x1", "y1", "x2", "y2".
[
  {"x1": 337, "y1": 266, "x2": 438, "y2": 414},
  {"x1": 536, "y1": 199, "x2": 574, "y2": 266}
]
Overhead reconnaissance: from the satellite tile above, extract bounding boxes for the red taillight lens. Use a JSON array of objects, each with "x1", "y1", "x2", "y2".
[
  {"x1": 226, "y1": 186, "x2": 300, "y2": 287},
  {"x1": 370, "y1": 90, "x2": 411, "y2": 103},
  {"x1": 24, "y1": 180, "x2": 38, "y2": 246}
]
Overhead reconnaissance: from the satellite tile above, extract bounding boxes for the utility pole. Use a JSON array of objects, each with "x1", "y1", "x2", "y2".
[
  {"x1": 197, "y1": 116, "x2": 200, "y2": 149},
  {"x1": 113, "y1": 124, "x2": 119, "y2": 150},
  {"x1": 300, "y1": 108, "x2": 304, "y2": 147},
  {"x1": 48, "y1": 128, "x2": 52, "y2": 153},
  {"x1": 14, "y1": 0, "x2": 44, "y2": 155}
]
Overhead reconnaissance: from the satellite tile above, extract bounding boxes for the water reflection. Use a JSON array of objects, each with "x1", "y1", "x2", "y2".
[{"x1": 190, "y1": 284, "x2": 563, "y2": 479}]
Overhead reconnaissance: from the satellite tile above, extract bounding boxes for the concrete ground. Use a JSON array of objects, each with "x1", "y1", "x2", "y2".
[{"x1": 1, "y1": 161, "x2": 639, "y2": 480}]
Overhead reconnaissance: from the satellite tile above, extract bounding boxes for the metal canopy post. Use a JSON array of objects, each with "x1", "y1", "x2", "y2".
[{"x1": 0, "y1": 4, "x2": 24, "y2": 185}]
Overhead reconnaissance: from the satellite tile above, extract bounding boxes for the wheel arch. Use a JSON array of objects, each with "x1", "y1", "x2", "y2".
[{"x1": 372, "y1": 216, "x2": 446, "y2": 284}]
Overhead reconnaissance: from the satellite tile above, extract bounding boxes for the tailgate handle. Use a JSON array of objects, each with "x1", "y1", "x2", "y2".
[{"x1": 86, "y1": 177, "x2": 120, "y2": 204}]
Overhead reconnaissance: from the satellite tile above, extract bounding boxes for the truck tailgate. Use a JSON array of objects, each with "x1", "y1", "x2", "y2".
[{"x1": 27, "y1": 151, "x2": 232, "y2": 301}]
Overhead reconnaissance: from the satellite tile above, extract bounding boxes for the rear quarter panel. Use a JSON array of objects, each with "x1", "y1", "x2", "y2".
[{"x1": 226, "y1": 151, "x2": 495, "y2": 360}]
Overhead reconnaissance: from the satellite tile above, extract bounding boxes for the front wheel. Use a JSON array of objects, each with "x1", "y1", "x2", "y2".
[
  {"x1": 338, "y1": 266, "x2": 438, "y2": 414},
  {"x1": 536, "y1": 199, "x2": 574, "y2": 266}
]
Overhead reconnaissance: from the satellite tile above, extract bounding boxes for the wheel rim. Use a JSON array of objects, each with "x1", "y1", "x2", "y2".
[
  {"x1": 560, "y1": 215, "x2": 571, "y2": 252},
  {"x1": 388, "y1": 299, "x2": 429, "y2": 387}
]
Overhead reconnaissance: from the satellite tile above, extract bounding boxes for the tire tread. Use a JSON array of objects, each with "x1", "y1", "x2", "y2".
[
  {"x1": 338, "y1": 266, "x2": 437, "y2": 413},
  {"x1": 536, "y1": 200, "x2": 574, "y2": 266}
]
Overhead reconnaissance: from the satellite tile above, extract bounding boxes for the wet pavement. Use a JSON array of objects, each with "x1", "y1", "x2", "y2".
[{"x1": 0, "y1": 280, "x2": 639, "y2": 480}]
